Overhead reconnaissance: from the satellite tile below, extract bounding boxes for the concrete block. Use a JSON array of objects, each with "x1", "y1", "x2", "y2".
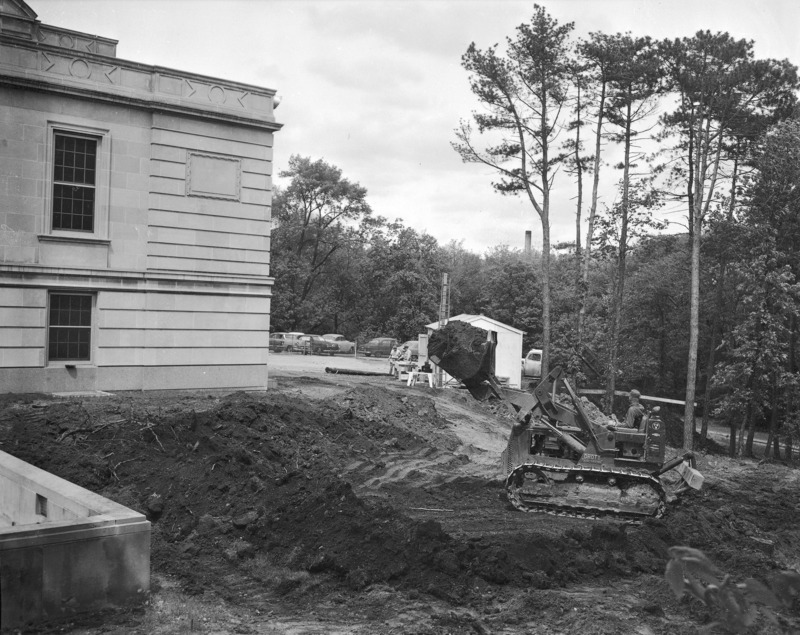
[
  {"x1": 0, "y1": 450, "x2": 150, "y2": 630},
  {"x1": 153, "y1": 113, "x2": 272, "y2": 146},
  {"x1": 1, "y1": 327, "x2": 44, "y2": 348},
  {"x1": 94, "y1": 347, "x2": 143, "y2": 367},
  {"x1": 38, "y1": 241, "x2": 108, "y2": 269},
  {"x1": 242, "y1": 171, "x2": 269, "y2": 190},
  {"x1": 0, "y1": 306, "x2": 44, "y2": 328},
  {"x1": 150, "y1": 175, "x2": 185, "y2": 196},
  {"x1": 149, "y1": 160, "x2": 184, "y2": 180},
  {"x1": 241, "y1": 157, "x2": 271, "y2": 175},
  {"x1": 150, "y1": 145, "x2": 185, "y2": 163},
  {"x1": 140, "y1": 363, "x2": 268, "y2": 391},
  {"x1": 97, "y1": 328, "x2": 145, "y2": 349},
  {"x1": 152, "y1": 128, "x2": 270, "y2": 161},
  {"x1": 241, "y1": 188, "x2": 269, "y2": 206}
]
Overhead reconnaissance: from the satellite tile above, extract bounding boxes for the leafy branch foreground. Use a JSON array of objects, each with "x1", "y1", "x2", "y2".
[{"x1": 666, "y1": 546, "x2": 800, "y2": 633}]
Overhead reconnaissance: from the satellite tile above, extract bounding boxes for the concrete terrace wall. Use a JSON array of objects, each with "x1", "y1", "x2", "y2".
[
  {"x1": 0, "y1": 449, "x2": 150, "y2": 630},
  {"x1": 0, "y1": 0, "x2": 281, "y2": 393}
]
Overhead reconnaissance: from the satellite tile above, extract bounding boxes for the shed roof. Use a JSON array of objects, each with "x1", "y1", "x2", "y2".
[{"x1": 426, "y1": 314, "x2": 524, "y2": 336}]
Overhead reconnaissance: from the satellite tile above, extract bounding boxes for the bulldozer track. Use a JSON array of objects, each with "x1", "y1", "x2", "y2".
[{"x1": 505, "y1": 461, "x2": 667, "y2": 524}]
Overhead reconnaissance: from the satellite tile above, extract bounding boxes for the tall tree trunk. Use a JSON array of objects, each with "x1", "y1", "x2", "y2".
[
  {"x1": 684, "y1": 117, "x2": 721, "y2": 452},
  {"x1": 736, "y1": 400, "x2": 751, "y2": 457},
  {"x1": 541, "y1": 218, "x2": 551, "y2": 379},
  {"x1": 785, "y1": 315, "x2": 797, "y2": 463},
  {"x1": 539, "y1": 97, "x2": 552, "y2": 380},
  {"x1": 572, "y1": 79, "x2": 584, "y2": 376},
  {"x1": 745, "y1": 414, "x2": 756, "y2": 458},
  {"x1": 577, "y1": 82, "x2": 606, "y2": 353},
  {"x1": 683, "y1": 116, "x2": 703, "y2": 448},
  {"x1": 684, "y1": 207, "x2": 701, "y2": 451},
  {"x1": 700, "y1": 152, "x2": 738, "y2": 440},
  {"x1": 605, "y1": 101, "x2": 632, "y2": 414},
  {"x1": 766, "y1": 383, "x2": 779, "y2": 459},
  {"x1": 700, "y1": 264, "x2": 723, "y2": 441},
  {"x1": 728, "y1": 419, "x2": 737, "y2": 457},
  {"x1": 573, "y1": 80, "x2": 584, "y2": 258},
  {"x1": 659, "y1": 306, "x2": 667, "y2": 387},
  {"x1": 686, "y1": 105, "x2": 696, "y2": 238}
]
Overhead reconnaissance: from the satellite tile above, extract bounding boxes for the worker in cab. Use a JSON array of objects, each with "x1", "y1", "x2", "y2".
[
  {"x1": 606, "y1": 389, "x2": 646, "y2": 430},
  {"x1": 622, "y1": 389, "x2": 646, "y2": 429}
]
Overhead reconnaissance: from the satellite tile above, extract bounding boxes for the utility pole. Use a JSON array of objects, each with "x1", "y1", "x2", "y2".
[{"x1": 435, "y1": 273, "x2": 451, "y2": 387}]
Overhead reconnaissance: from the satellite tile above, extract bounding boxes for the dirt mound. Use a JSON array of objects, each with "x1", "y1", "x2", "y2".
[
  {"x1": 2, "y1": 378, "x2": 800, "y2": 633},
  {"x1": 2, "y1": 385, "x2": 550, "y2": 600}
]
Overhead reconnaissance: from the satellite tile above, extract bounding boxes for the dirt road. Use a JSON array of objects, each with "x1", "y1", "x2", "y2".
[{"x1": 2, "y1": 371, "x2": 799, "y2": 634}]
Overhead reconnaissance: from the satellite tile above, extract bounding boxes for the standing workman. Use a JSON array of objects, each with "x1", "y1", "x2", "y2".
[
  {"x1": 389, "y1": 343, "x2": 402, "y2": 377},
  {"x1": 622, "y1": 389, "x2": 646, "y2": 429}
]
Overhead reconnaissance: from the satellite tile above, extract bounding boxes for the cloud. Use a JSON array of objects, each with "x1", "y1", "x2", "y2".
[{"x1": 303, "y1": 1, "x2": 520, "y2": 60}]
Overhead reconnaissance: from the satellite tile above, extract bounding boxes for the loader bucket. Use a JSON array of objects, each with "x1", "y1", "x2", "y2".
[{"x1": 428, "y1": 321, "x2": 496, "y2": 400}]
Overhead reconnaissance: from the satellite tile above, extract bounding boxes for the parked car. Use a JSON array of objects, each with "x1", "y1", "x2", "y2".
[
  {"x1": 269, "y1": 333, "x2": 284, "y2": 352},
  {"x1": 270, "y1": 332, "x2": 305, "y2": 352},
  {"x1": 322, "y1": 334, "x2": 355, "y2": 354},
  {"x1": 522, "y1": 348, "x2": 542, "y2": 377},
  {"x1": 296, "y1": 334, "x2": 338, "y2": 356},
  {"x1": 362, "y1": 337, "x2": 398, "y2": 357}
]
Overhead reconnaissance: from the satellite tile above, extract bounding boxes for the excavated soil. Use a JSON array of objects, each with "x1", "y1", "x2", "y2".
[{"x1": 1, "y1": 374, "x2": 799, "y2": 634}]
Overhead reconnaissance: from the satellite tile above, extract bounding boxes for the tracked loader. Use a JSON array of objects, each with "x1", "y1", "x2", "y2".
[{"x1": 428, "y1": 321, "x2": 703, "y2": 523}]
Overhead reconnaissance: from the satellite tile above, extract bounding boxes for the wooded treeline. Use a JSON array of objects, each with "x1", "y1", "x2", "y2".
[{"x1": 270, "y1": 7, "x2": 800, "y2": 459}]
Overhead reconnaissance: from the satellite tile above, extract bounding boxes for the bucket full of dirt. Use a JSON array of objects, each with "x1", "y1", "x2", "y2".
[{"x1": 428, "y1": 321, "x2": 495, "y2": 399}]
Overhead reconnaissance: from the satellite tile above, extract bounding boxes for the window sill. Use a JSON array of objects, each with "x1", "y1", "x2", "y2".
[{"x1": 38, "y1": 234, "x2": 111, "y2": 246}]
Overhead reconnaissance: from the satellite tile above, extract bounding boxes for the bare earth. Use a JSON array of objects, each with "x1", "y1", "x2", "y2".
[{"x1": 2, "y1": 361, "x2": 799, "y2": 634}]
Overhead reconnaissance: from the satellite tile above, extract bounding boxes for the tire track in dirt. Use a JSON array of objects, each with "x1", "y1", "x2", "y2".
[{"x1": 329, "y1": 385, "x2": 511, "y2": 499}]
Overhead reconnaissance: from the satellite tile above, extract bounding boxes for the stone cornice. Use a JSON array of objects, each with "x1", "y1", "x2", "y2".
[
  {"x1": 0, "y1": 264, "x2": 275, "y2": 295},
  {"x1": 0, "y1": 34, "x2": 282, "y2": 131}
]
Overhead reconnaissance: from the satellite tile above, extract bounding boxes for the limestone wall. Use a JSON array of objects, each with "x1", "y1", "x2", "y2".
[{"x1": 0, "y1": 1, "x2": 280, "y2": 393}]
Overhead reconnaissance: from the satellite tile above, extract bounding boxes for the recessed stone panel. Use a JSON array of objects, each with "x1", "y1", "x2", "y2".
[{"x1": 186, "y1": 152, "x2": 241, "y2": 201}]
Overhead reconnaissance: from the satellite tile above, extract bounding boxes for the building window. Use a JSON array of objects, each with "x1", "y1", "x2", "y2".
[
  {"x1": 42, "y1": 122, "x2": 110, "y2": 242},
  {"x1": 48, "y1": 293, "x2": 92, "y2": 362},
  {"x1": 52, "y1": 133, "x2": 97, "y2": 232}
]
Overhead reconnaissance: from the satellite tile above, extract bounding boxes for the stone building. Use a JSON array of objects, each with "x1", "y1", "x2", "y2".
[{"x1": 0, "y1": 0, "x2": 281, "y2": 392}]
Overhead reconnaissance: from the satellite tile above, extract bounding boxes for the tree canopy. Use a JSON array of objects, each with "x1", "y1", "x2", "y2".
[{"x1": 269, "y1": 12, "x2": 800, "y2": 457}]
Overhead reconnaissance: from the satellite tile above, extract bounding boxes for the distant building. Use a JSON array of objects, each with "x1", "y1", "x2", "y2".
[{"x1": 0, "y1": 0, "x2": 281, "y2": 392}]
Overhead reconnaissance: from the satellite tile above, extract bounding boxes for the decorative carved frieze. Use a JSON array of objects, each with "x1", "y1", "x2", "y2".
[
  {"x1": 3, "y1": 42, "x2": 279, "y2": 129},
  {"x1": 68, "y1": 57, "x2": 91, "y2": 79},
  {"x1": 1, "y1": 3, "x2": 279, "y2": 130}
]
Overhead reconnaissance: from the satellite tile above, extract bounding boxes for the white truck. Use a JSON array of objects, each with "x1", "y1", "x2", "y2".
[{"x1": 522, "y1": 348, "x2": 542, "y2": 378}]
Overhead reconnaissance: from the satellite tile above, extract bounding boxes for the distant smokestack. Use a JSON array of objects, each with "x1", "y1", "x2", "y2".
[{"x1": 524, "y1": 231, "x2": 532, "y2": 256}]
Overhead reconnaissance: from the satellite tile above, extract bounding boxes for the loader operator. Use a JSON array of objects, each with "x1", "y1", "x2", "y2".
[{"x1": 621, "y1": 389, "x2": 646, "y2": 429}]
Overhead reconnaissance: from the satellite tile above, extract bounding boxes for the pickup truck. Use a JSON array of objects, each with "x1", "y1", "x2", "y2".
[{"x1": 522, "y1": 348, "x2": 542, "y2": 378}]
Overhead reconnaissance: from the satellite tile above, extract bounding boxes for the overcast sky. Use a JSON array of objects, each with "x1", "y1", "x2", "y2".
[{"x1": 34, "y1": 0, "x2": 800, "y2": 254}]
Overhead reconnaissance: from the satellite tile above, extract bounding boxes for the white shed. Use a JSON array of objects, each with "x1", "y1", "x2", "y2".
[{"x1": 426, "y1": 314, "x2": 524, "y2": 389}]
